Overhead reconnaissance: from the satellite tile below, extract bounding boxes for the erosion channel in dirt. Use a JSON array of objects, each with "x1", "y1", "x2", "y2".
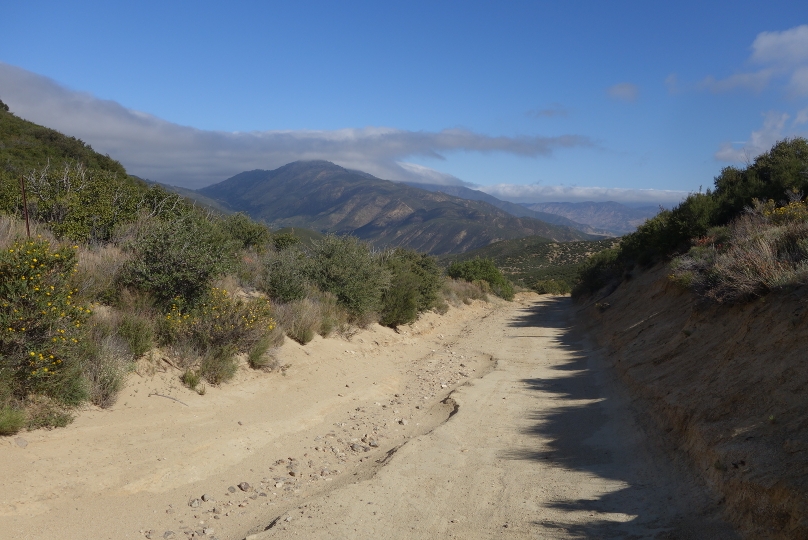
[{"x1": 2, "y1": 294, "x2": 737, "y2": 539}]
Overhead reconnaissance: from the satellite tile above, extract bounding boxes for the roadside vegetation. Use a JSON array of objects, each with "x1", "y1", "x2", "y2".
[
  {"x1": 444, "y1": 236, "x2": 618, "y2": 294},
  {"x1": 0, "y1": 100, "x2": 498, "y2": 435},
  {"x1": 574, "y1": 137, "x2": 808, "y2": 302}
]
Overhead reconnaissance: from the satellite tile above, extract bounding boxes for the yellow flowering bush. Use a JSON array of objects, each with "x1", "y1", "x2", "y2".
[
  {"x1": 162, "y1": 287, "x2": 276, "y2": 350},
  {"x1": 0, "y1": 238, "x2": 90, "y2": 404},
  {"x1": 759, "y1": 198, "x2": 808, "y2": 224}
]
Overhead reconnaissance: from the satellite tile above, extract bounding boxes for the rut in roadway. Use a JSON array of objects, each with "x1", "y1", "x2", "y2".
[{"x1": 249, "y1": 296, "x2": 737, "y2": 539}]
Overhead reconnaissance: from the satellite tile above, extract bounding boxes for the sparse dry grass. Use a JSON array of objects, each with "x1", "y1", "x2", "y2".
[
  {"x1": 71, "y1": 244, "x2": 130, "y2": 302},
  {"x1": 670, "y1": 201, "x2": 808, "y2": 302},
  {"x1": 442, "y1": 278, "x2": 489, "y2": 306}
]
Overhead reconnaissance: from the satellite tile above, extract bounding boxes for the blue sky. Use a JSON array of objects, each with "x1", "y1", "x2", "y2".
[{"x1": 2, "y1": 0, "x2": 807, "y2": 205}]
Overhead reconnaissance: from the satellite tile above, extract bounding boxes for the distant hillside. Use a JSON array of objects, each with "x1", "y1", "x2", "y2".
[
  {"x1": 153, "y1": 181, "x2": 235, "y2": 215},
  {"x1": 441, "y1": 235, "x2": 618, "y2": 289},
  {"x1": 524, "y1": 201, "x2": 658, "y2": 235},
  {"x1": 401, "y1": 182, "x2": 614, "y2": 236},
  {"x1": 272, "y1": 227, "x2": 326, "y2": 248},
  {"x1": 0, "y1": 98, "x2": 127, "y2": 177},
  {"x1": 198, "y1": 161, "x2": 596, "y2": 255}
]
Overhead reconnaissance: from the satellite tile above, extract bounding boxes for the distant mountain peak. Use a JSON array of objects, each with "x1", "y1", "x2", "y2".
[{"x1": 198, "y1": 163, "x2": 597, "y2": 254}]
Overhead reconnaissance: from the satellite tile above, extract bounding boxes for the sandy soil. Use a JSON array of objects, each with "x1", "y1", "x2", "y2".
[
  {"x1": 579, "y1": 266, "x2": 808, "y2": 539},
  {"x1": 1, "y1": 294, "x2": 736, "y2": 540}
]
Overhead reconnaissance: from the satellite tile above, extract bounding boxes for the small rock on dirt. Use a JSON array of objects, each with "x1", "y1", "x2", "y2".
[
  {"x1": 188, "y1": 499, "x2": 201, "y2": 508},
  {"x1": 227, "y1": 486, "x2": 236, "y2": 493},
  {"x1": 15, "y1": 437, "x2": 27, "y2": 448},
  {"x1": 201, "y1": 493, "x2": 212, "y2": 502},
  {"x1": 238, "y1": 481, "x2": 251, "y2": 492}
]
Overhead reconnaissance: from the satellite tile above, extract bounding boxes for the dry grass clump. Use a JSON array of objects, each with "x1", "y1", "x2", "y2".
[
  {"x1": 442, "y1": 278, "x2": 489, "y2": 306},
  {"x1": 0, "y1": 214, "x2": 54, "y2": 249},
  {"x1": 272, "y1": 289, "x2": 353, "y2": 344},
  {"x1": 71, "y1": 244, "x2": 130, "y2": 302},
  {"x1": 670, "y1": 199, "x2": 808, "y2": 302},
  {"x1": 274, "y1": 298, "x2": 323, "y2": 345}
]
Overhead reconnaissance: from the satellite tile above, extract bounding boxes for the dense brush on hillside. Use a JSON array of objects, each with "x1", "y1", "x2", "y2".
[
  {"x1": 0, "y1": 104, "x2": 511, "y2": 435},
  {"x1": 444, "y1": 236, "x2": 618, "y2": 294},
  {"x1": 575, "y1": 137, "x2": 808, "y2": 299}
]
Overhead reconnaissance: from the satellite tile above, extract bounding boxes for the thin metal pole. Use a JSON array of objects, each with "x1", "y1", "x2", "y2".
[{"x1": 19, "y1": 175, "x2": 30, "y2": 238}]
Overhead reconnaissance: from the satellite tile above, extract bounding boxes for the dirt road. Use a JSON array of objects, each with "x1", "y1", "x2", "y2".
[
  {"x1": 0, "y1": 295, "x2": 737, "y2": 539},
  {"x1": 247, "y1": 296, "x2": 737, "y2": 540}
]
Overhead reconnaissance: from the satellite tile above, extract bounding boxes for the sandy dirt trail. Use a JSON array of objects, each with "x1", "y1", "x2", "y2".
[
  {"x1": 1, "y1": 295, "x2": 736, "y2": 540},
  {"x1": 248, "y1": 296, "x2": 737, "y2": 540}
]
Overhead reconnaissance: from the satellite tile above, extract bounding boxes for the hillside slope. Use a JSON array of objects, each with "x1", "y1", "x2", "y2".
[
  {"x1": 525, "y1": 201, "x2": 658, "y2": 235},
  {"x1": 442, "y1": 235, "x2": 617, "y2": 289},
  {"x1": 197, "y1": 161, "x2": 595, "y2": 254},
  {"x1": 579, "y1": 266, "x2": 808, "y2": 539},
  {"x1": 0, "y1": 98, "x2": 126, "y2": 177},
  {"x1": 400, "y1": 182, "x2": 614, "y2": 236}
]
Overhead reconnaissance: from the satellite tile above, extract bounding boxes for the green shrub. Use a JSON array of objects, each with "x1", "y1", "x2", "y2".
[
  {"x1": 160, "y1": 287, "x2": 276, "y2": 352},
  {"x1": 572, "y1": 248, "x2": 621, "y2": 299},
  {"x1": 17, "y1": 163, "x2": 141, "y2": 243},
  {"x1": 117, "y1": 313, "x2": 155, "y2": 358},
  {"x1": 574, "y1": 138, "x2": 808, "y2": 298},
  {"x1": 308, "y1": 235, "x2": 389, "y2": 319},
  {"x1": 260, "y1": 247, "x2": 311, "y2": 302},
  {"x1": 381, "y1": 269, "x2": 420, "y2": 326},
  {"x1": 532, "y1": 279, "x2": 571, "y2": 295},
  {"x1": 121, "y1": 214, "x2": 236, "y2": 308},
  {"x1": 199, "y1": 344, "x2": 238, "y2": 385},
  {"x1": 181, "y1": 368, "x2": 201, "y2": 391},
  {"x1": 380, "y1": 249, "x2": 443, "y2": 327},
  {"x1": 0, "y1": 406, "x2": 25, "y2": 435},
  {"x1": 247, "y1": 337, "x2": 272, "y2": 370},
  {"x1": 222, "y1": 213, "x2": 270, "y2": 250},
  {"x1": 446, "y1": 258, "x2": 514, "y2": 300},
  {"x1": 0, "y1": 238, "x2": 90, "y2": 405},
  {"x1": 271, "y1": 232, "x2": 302, "y2": 251}
]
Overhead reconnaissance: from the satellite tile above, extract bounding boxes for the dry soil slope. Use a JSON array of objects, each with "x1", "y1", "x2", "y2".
[{"x1": 578, "y1": 266, "x2": 808, "y2": 539}]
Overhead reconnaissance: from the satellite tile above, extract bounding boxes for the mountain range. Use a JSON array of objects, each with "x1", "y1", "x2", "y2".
[
  {"x1": 523, "y1": 201, "x2": 658, "y2": 235},
  {"x1": 400, "y1": 182, "x2": 613, "y2": 236},
  {"x1": 197, "y1": 161, "x2": 598, "y2": 255}
]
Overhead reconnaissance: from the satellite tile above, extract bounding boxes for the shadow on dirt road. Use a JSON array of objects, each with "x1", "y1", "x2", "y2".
[{"x1": 504, "y1": 297, "x2": 738, "y2": 540}]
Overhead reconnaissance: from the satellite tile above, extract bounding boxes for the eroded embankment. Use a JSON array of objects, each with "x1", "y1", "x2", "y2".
[{"x1": 578, "y1": 265, "x2": 808, "y2": 539}]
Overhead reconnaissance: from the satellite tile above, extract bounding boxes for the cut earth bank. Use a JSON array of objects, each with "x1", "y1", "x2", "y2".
[
  {"x1": 579, "y1": 265, "x2": 808, "y2": 539},
  {"x1": 2, "y1": 291, "x2": 741, "y2": 540}
]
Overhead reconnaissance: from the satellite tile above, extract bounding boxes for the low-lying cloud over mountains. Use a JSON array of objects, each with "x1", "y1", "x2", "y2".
[{"x1": 1, "y1": 62, "x2": 686, "y2": 205}]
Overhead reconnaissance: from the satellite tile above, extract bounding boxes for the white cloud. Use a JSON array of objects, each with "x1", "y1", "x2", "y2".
[
  {"x1": 715, "y1": 111, "x2": 791, "y2": 163},
  {"x1": 795, "y1": 107, "x2": 808, "y2": 126},
  {"x1": 0, "y1": 63, "x2": 594, "y2": 189},
  {"x1": 394, "y1": 162, "x2": 471, "y2": 186},
  {"x1": 608, "y1": 82, "x2": 639, "y2": 102},
  {"x1": 479, "y1": 183, "x2": 687, "y2": 206},
  {"x1": 699, "y1": 70, "x2": 773, "y2": 93},
  {"x1": 750, "y1": 24, "x2": 808, "y2": 67},
  {"x1": 788, "y1": 66, "x2": 808, "y2": 97},
  {"x1": 701, "y1": 24, "x2": 808, "y2": 96}
]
